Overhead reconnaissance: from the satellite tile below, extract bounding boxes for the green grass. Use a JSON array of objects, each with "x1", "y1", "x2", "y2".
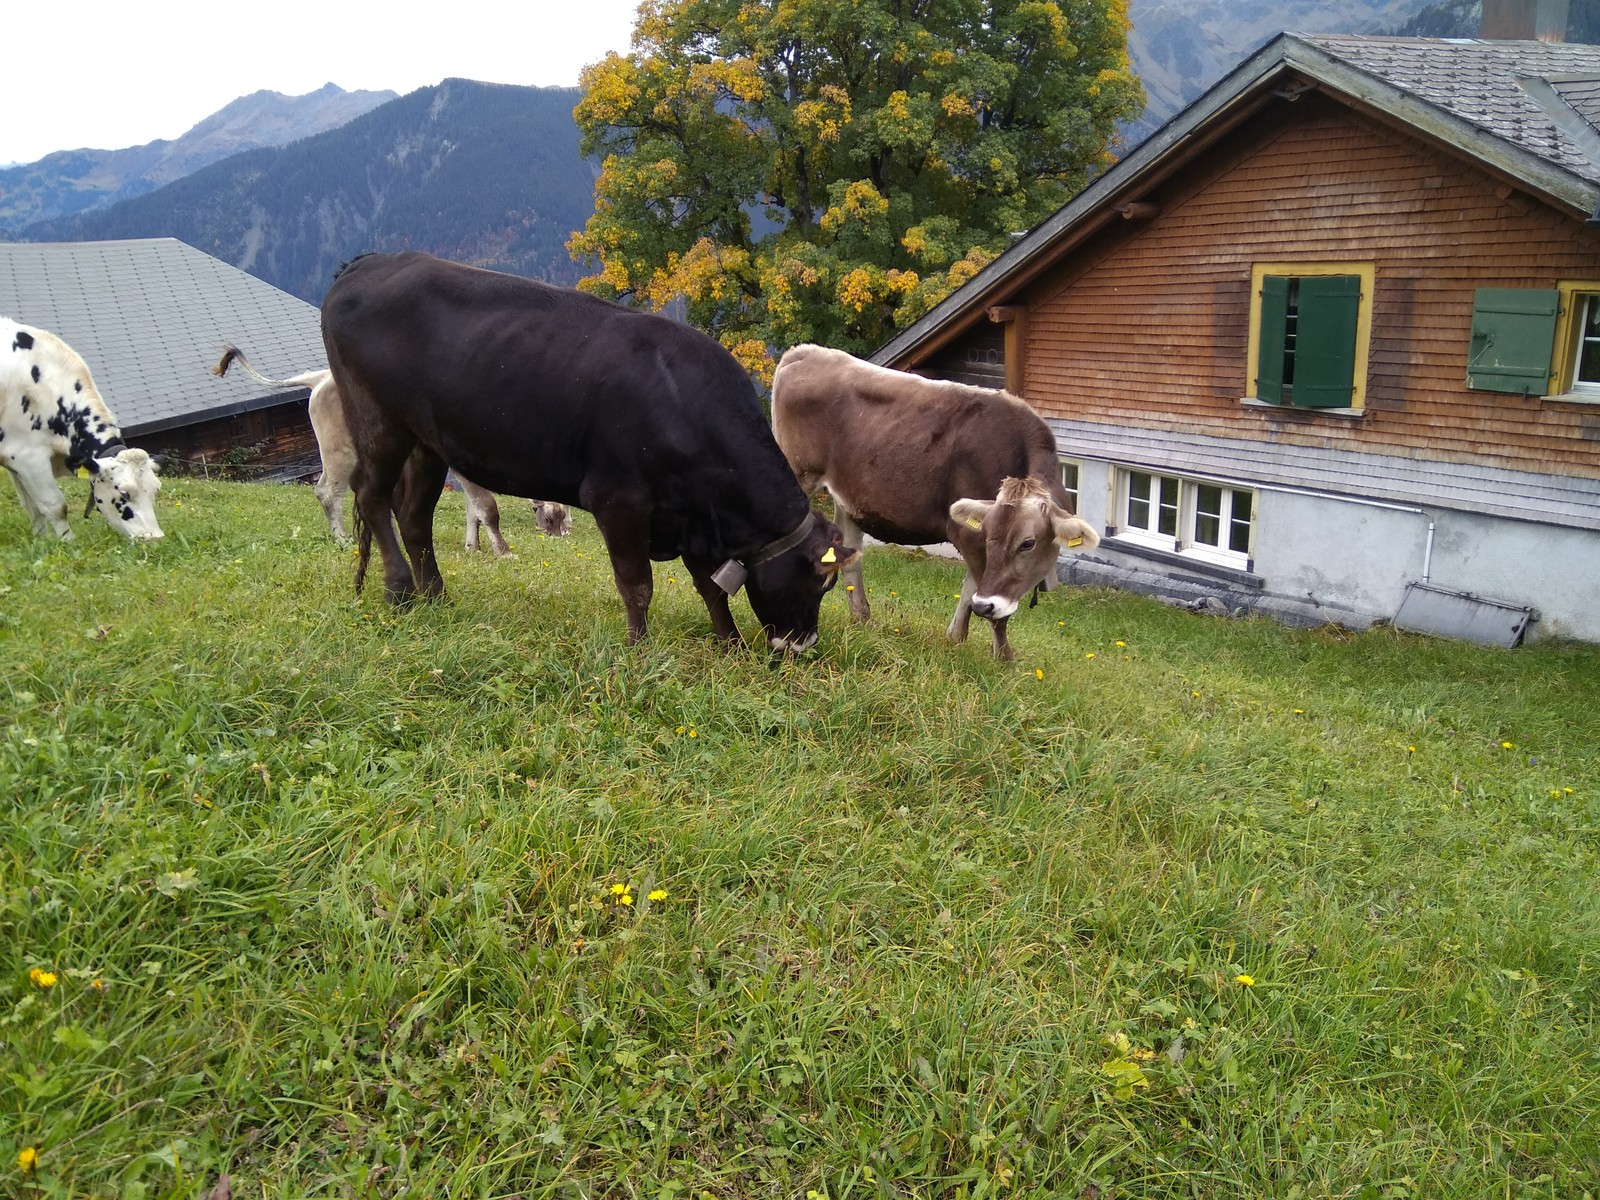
[{"x1": 3, "y1": 478, "x2": 1597, "y2": 1200}]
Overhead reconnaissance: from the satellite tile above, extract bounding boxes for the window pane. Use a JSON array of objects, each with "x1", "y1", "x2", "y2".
[
  {"x1": 1128, "y1": 472, "x2": 1150, "y2": 529},
  {"x1": 1229, "y1": 490, "x2": 1253, "y2": 554},
  {"x1": 1282, "y1": 278, "x2": 1299, "y2": 392},
  {"x1": 1158, "y1": 477, "x2": 1179, "y2": 537},
  {"x1": 1059, "y1": 461, "x2": 1080, "y2": 506},
  {"x1": 1195, "y1": 484, "x2": 1222, "y2": 546},
  {"x1": 1578, "y1": 297, "x2": 1600, "y2": 384}
]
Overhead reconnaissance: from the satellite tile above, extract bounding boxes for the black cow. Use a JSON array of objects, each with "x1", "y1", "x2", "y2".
[{"x1": 320, "y1": 252, "x2": 855, "y2": 650}]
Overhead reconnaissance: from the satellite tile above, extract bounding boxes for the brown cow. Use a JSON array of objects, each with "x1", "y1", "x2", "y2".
[{"x1": 771, "y1": 343, "x2": 1099, "y2": 659}]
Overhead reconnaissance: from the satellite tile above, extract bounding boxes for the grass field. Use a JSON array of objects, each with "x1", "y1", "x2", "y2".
[{"x1": 3, "y1": 477, "x2": 1598, "y2": 1199}]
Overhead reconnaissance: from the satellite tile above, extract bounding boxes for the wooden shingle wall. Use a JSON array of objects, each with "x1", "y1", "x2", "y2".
[{"x1": 1019, "y1": 93, "x2": 1600, "y2": 479}]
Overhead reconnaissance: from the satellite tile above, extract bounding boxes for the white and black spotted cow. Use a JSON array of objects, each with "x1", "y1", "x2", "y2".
[{"x1": 1, "y1": 318, "x2": 163, "y2": 540}]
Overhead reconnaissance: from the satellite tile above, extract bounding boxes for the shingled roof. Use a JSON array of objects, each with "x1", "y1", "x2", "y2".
[
  {"x1": 0, "y1": 238, "x2": 324, "y2": 436},
  {"x1": 875, "y1": 33, "x2": 1600, "y2": 369}
]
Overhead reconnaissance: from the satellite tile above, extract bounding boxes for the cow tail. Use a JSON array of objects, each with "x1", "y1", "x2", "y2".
[{"x1": 352, "y1": 504, "x2": 372, "y2": 595}]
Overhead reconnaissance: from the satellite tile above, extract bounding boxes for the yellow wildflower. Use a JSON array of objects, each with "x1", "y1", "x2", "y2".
[
  {"x1": 611, "y1": 883, "x2": 628, "y2": 896},
  {"x1": 1035, "y1": 669, "x2": 1044, "y2": 680},
  {"x1": 1235, "y1": 974, "x2": 1255, "y2": 987},
  {"x1": 1501, "y1": 741, "x2": 1514, "y2": 749},
  {"x1": 1085, "y1": 652, "x2": 1096, "y2": 659},
  {"x1": 648, "y1": 889, "x2": 668, "y2": 902},
  {"x1": 18, "y1": 1146, "x2": 39, "y2": 1173},
  {"x1": 1115, "y1": 640, "x2": 1126, "y2": 647},
  {"x1": 28, "y1": 968, "x2": 56, "y2": 989},
  {"x1": 619, "y1": 893, "x2": 633, "y2": 906}
]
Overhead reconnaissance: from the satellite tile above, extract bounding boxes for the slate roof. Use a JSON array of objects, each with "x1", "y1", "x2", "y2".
[
  {"x1": 0, "y1": 238, "x2": 324, "y2": 436},
  {"x1": 1300, "y1": 34, "x2": 1600, "y2": 186},
  {"x1": 875, "y1": 33, "x2": 1600, "y2": 370}
]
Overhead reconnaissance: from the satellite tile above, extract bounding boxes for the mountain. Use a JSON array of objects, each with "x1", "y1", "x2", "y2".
[
  {"x1": 0, "y1": 83, "x2": 397, "y2": 234},
  {"x1": 1126, "y1": 0, "x2": 1444, "y2": 144},
  {"x1": 14, "y1": 79, "x2": 597, "y2": 303},
  {"x1": 1386, "y1": 0, "x2": 1600, "y2": 39}
]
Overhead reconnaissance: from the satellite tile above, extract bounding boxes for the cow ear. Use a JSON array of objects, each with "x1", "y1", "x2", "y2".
[
  {"x1": 949, "y1": 497, "x2": 993, "y2": 531},
  {"x1": 1051, "y1": 514, "x2": 1100, "y2": 551}
]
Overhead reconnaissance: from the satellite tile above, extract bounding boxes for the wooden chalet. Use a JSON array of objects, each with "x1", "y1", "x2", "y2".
[{"x1": 873, "y1": 21, "x2": 1600, "y2": 646}]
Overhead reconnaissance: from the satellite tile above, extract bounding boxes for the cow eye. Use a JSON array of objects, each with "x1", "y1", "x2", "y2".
[{"x1": 1017, "y1": 537, "x2": 1036, "y2": 552}]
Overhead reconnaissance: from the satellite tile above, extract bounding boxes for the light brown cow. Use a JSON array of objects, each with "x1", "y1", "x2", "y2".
[
  {"x1": 771, "y1": 343, "x2": 1098, "y2": 659},
  {"x1": 214, "y1": 345, "x2": 569, "y2": 550}
]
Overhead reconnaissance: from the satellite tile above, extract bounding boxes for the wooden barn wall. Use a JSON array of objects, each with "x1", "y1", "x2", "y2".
[
  {"x1": 922, "y1": 323, "x2": 1007, "y2": 388},
  {"x1": 132, "y1": 400, "x2": 317, "y2": 477},
  {"x1": 1020, "y1": 94, "x2": 1600, "y2": 478}
]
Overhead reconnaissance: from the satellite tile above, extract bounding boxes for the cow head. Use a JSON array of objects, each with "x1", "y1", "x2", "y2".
[
  {"x1": 949, "y1": 477, "x2": 1098, "y2": 621},
  {"x1": 744, "y1": 513, "x2": 857, "y2": 652},
  {"x1": 534, "y1": 500, "x2": 572, "y2": 537},
  {"x1": 86, "y1": 448, "x2": 164, "y2": 540}
]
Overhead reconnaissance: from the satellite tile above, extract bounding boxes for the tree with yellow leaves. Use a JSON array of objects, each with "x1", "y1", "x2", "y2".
[{"x1": 570, "y1": 0, "x2": 1143, "y2": 377}]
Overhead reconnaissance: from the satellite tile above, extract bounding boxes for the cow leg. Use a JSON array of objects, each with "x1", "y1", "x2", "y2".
[
  {"x1": 833, "y1": 506, "x2": 870, "y2": 622},
  {"x1": 590, "y1": 505, "x2": 654, "y2": 644},
  {"x1": 349, "y1": 437, "x2": 419, "y2": 604},
  {"x1": 7, "y1": 455, "x2": 72, "y2": 539},
  {"x1": 989, "y1": 615, "x2": 1015, "y2": 661},
  {"x1": 394, "y1": 448, "x2": 449, "y2": 599},
  {"x1": 947, "y1": 572, "x2": 977, "y2": 644},
  {"x1": 460, "y1": 479, "x2": 513, "y2": 556},
  {"x1": 684, "y1": 556, "x2": 741, "y2": 642}
]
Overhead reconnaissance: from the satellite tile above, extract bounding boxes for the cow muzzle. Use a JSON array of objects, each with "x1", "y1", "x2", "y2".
[
  {"x1": 970, "y1": 594, "x2": 1019, "y2": 621},
  {"x1": 768, "y1": 629, "x2": 819, "y2": 653}
]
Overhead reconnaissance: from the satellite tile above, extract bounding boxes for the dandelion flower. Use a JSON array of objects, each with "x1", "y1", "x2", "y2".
[
  {"x1": 1564, "y1": 787, "x2": 1575, "y2": 794},
  {"x1": 648, "y1": 889, "x2": 668, "y2": 902},
  {"x1": 676, "y1": 725, "x2": 686, "y2": 734},
  {"x1": 1035, "y1": 669, "x2": 1044, "y2": 680},
  {"x1": 1191, "y1": 690, "x2": 1200, "y2": 698},
  {"x1": 1115, "y1": 640, "x2": 1126, "y2": 647},
  {"x1": 1501, "y1": 741, "x2": 1514, "y2": 749},
  {"x1": 689, "y1": 728, "x2": 698, "y2": 738},
  {"x1": 1235, "y1": 974, "x2": 1255, "y2": 987},
  {"x1": 611, "y1": 883, "x2": 628, "y2": 896},
  {"x1": 1408, "y1": 745, "x2": 1416, "y2": 753},
  {"x1": 1085, "y1": 652, "x2": 1096, "y2": 659},
  {"x1": 619, "y1": 893, "x2": 634, "y2": 906},
  {"x1": 18, "y1": 1147, "x2": 39, "y2": 1173},
  {"x1": 1293, "y1": 708, "x2": 1305, "y2": 715},
  {"x1": 28, "y1": 967, "x2": 56, "y2": 989},
  {"x1": 90, "y1": 977, "x2": 105, "y2": 993}
]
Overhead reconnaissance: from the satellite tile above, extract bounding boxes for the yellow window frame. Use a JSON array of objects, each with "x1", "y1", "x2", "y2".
[
  {"x1": 1548, "y1": 280, "x2": 1600, "y2": 397},
  {"x1": 1246, "y1": 261, "x2": 1376, "y2": 411}
]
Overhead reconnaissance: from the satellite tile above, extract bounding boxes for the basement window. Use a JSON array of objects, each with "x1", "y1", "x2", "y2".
[{"x1": 1112, "y1": 469, "x2": 1255, "y2": 569}]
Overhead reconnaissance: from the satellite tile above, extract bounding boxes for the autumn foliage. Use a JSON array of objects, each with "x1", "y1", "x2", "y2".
[{"x1": 569, "y1": 0, "x2": 1143, "y2": 377}]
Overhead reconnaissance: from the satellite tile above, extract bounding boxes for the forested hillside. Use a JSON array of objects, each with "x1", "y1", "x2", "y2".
[{"x1": 17, "y1": 80, "x2": 596, "y2": 302}]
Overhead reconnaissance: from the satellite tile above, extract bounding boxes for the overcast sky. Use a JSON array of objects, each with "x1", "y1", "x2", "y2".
[{"x1": 3, "y1": 0, "x2": 642, "y2": 166}]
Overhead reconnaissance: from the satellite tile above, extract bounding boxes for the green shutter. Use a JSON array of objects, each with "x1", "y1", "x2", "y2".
[
  {"x1": 1467, "y1": 288, "x2": 1558, "y2": 394},
  {"x1": 1293, "y1": 275, "x2": 1361, "y2": 408},
  {"x1": 1255, "y1": 275, "x2": 1291, "y2": 403}
]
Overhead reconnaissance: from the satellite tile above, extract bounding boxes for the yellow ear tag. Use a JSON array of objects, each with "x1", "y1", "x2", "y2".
[
  {"x1": 1067, "y1": 537, "x2": 1084, "y2": 547},
  {"x1": 965, "y1": 517, "x2": 982, "y2": 530},
  {"x1": 821, "y1": 547, "x2": 837, "y2": 564},
  {"x1": 77, "y1": 466, "x2": 91, "y2": 478}
]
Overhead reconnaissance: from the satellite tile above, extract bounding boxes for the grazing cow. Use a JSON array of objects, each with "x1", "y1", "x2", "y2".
[
  {"x1": 460, "y1": 476, "x2": 571, "y2": 555},
  {"x1": 215, "y1": 345, "x2": 568, "y2": 551},
  {"x1": 2, "y1": 317, "x2": 163, "y2": 540},
  {"x1": 320, "y1": 252, "x2": 854, "y2": 650},
  {"x1": 771, "y1": 343, "x2": 1099, "y2": 659}
]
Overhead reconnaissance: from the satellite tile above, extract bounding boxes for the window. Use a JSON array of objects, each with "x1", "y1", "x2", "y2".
[
  {"x1": 1247, "y1": 263, "x2": 1374, "y2": 410},
  {"x1": 1113, "y1": 469, "x2": 1255, "y2": 568},
  {"x1": 1058, "y1": 459, "x2": 1080, "y2": 512},
  {"x1": 1569, "y1": 294, "x2": 1600, "y2": 394}
]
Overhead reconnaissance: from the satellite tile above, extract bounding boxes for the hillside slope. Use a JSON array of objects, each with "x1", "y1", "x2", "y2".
[{"x1": 16, "y1": 80, "x2": 596, "y2": 302}]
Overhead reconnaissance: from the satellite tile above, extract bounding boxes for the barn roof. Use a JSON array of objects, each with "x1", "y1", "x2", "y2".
[
  {"x1": 0, "y1": 238, "x2": 324, "y2": 436},
  {"x1": 874, "y1": 32, "x2": 1600, "y2": 370}
]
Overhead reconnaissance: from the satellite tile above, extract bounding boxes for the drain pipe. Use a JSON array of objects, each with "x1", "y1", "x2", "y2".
[{"x1": 1421, "y1": 519, "x2": 1435, "y2": 583}]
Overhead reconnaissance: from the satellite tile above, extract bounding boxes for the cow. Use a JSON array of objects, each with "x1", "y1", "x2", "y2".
[
  {"x1": 771, "y1": 343, "x2": 1099, "y2": 660},
  {"x1": 2, "y1": 317, "x2": 163, "y2": 541},
  {"x1": 320, "y1": 252, "x2": 855, "y2": 651},
  {"x1": 460, "y1": 478, "x2": 572, "y2": 555},
  {"x1": 214, "y1": 345, "x2": 570, "y2": 551}
]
